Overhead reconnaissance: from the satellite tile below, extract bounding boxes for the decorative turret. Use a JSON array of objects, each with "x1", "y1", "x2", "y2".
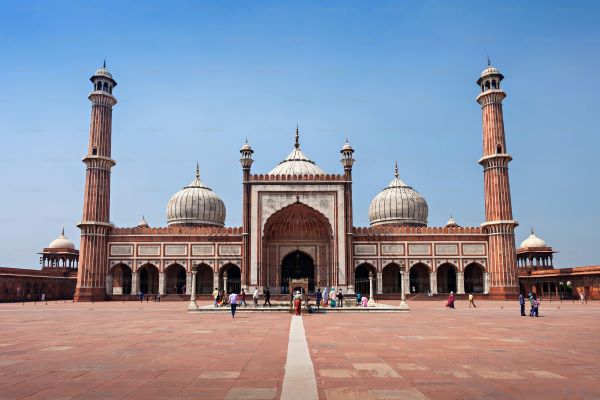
[
  {"x1": 340, "y1": 139, "x2": 355, "y2": 172},
  {"x1": 240, "y1": 139, "x2": 254, "y2": 170}
]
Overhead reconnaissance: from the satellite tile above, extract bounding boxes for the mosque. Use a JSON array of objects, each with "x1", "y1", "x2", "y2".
[
  {"x1": 2, "y1": 62, "x2": 598, "y2": 303},
  {"x1": 71, "y1": 61, "x2": 520, "y2": 302}
]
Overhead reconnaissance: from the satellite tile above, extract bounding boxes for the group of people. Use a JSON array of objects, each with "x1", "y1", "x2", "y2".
[
  {"x1": 313, "y1": 287, "x2": 348, "y2": 309},
  {"x1": 445, "y1": 292, "x2": 478, "y2": 309},
  {"x1": 519, "y1": 292, "x2": 541, "y2": 317}
]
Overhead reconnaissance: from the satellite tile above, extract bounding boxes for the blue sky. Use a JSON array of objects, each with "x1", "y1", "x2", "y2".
[{"x1": 1, "y1": 1, "x2": 599, "y2": 268}]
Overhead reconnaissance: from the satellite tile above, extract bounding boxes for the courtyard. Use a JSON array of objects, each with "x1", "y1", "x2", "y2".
[{"x1": 0, "y1": 300, "x2": 598, "y2": 400}]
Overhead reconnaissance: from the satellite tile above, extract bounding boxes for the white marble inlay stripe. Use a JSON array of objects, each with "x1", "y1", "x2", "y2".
[{"x1": 281, "y1": 316, "x2": 318, "y2": 400}]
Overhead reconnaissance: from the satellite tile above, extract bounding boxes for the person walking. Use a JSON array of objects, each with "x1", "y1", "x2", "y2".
[
  {"x1": 446, "y1": 291, "x2": 456, "y2": 309},
  {"x1": 337, "y1": 288, "x2": 344, "y2": 308},
  {"x1": 519, "y1": 293, "x2": 526, "y2": 316},
  {"x1": 468, "y1": 293, "x2": 477, "y2": 308},
  {"x1": 528, "y1": 292, "x2": 535, "y2": 316},
  {"x1": 356, "y1": 292, "x2": 361, "y2": 306},
  {"x1": 579, "y1": 289, "x2": 586, "y2": 304},
  {"x1": 156, "y1": 293, "x2": 161, "y2": 303},
  {"x1": 253, "y1": 287, "x2": 259, "y2": 308},
  {"x1": 240, "y1": 289, "x2": 247, "y2": 307},
  {"x1": 263, "y1": 287, "x2": 272, "y2": 307},
  {"x1": 532, "y1": 294, "x2": 540, "y2": 317},
  {"x1": 293, "y1": 291, "x2": 302, "y2": 315},
  {"x1": 139, "y1": 291, "x2": 144, "y2": 303},
  {"x1": 212, "y1": 287, "x2": 219, "y2": 307},
  {"x1": 315, "y1": 288, "x2": 322, "y2": 310},
  {"x1": 229, "y1": 292, "x2": 239, "y2": 319}
]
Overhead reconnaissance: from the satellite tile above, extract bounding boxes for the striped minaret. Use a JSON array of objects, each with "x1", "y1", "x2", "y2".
[
  {"x1": 476, "y1": 61, "x2": 519, "y2": 298},
  {"x1": 74, "y1": 62, "x2": 117, "y2": 302}
]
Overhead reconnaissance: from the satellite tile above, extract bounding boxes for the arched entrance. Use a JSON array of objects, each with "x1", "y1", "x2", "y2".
[
  {"x1": 382, "y1": 263, "x2": 402, "y2": 294},
  {"x1": 437, "y1": 263, "x2": 457, "y2": 293},
  {"x1": 281, "y1": 251, "x2": 315, "y2": 293},
  {"x1": 262, "y1": 202, "x2": 333, "y2": 293},
  {"x1": 139, "y1": 264, "x2": 159, "y2": 294},
  {"x1": 464, "y1": 263, "x2": 485, "y2": 293},
  {"x1": 111, "y1": 264, "x2": 132, "y2": 295},
  {"x1": 220, "y1": 264, "x2": 241, "y2": 294},
  {"x1": 355, "y1": 263, "x2": 376, "y2": 297},
  {"x1": 165, "y1": 264, "x2": 186, "y2": 294},
  {"x1": 409, "y1": 263, "x2": 430, "y2": 293},
  {"x1": 196, "y1": 264, "x2": 214, "y2": 294}
]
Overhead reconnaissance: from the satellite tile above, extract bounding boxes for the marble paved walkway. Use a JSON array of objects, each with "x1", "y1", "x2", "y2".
[{"x1": 0, "y1": 300, "x2": 599, "y2": 399}]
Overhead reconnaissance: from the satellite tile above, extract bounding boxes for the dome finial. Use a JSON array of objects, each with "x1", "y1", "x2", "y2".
[
  {"x1": 531, "y1": 227, "x2": 534, "y2": 235},
  {"x1": 61, "y1": 227, "x2": 65, "y2": 237},
  {"x1": 195, "y1": 162, "x2": 200, "y2": 179},
  {"x1": 394, "y1": 161, "x2": 399, "y2": 178},
  {"x1": 295, "y1": 124, "x2": 300, "y2": 149},
  {"x1": 103, "y1": 59, "x2": 106, "y2": 69},
  {"x1": 487, "y1": 55, "x2": 491, "y2": 66}
]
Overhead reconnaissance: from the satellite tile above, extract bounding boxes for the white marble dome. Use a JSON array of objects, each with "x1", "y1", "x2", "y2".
[
  {"x1": 166, "y1": 165, "x2": 226, "y2": 227},
  {"x1": 369, "y1": 164, "x2": 428, "y2": 227},
  {"x1": 94, "y1": 66, "x2": 113, "y2": 79},
  {"x1": 137, "y1": 216, "x2": 149, "y2": 228},
  {"x1": 520, "y1": 230, "x2": 547, "y2": 248},
  {"x1": 48, "y1": 229, "x2": 75, "y2": 249},
  {"x1": 269, "y1": 127, "x2": 325, "y2": 176},
  {"x1": 480, "y1": 65, "x2": 500, "y2": 77}
]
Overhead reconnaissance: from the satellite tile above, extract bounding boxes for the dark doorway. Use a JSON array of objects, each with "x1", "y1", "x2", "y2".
[
  {"x1": 409, "y1": 263, "x2": 430, "y2": 293},
  {"x1": 281, "y1": 251, "x2": 315, "y2": 293},
  {"x1": 464, "y1": 263, "x2": 485, "y2": 293},
  {"x1": 139, "y1": 264, "x2": 159, "y2": 294},
  {"x1": 437, "y1": 263, "x2": 457, "y2": 293},
  {"x1": 166, "y1": 264, "x2": 186, "y2": 294},
  {"x1": 355, "y1": 263, "x2": 375, "y2": 297}
]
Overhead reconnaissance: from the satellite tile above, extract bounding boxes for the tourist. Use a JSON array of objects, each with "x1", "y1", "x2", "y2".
[
  {"x1": 293, "y1": 290, "x2": 302, "y2": 315},
  {"x1": 138, "y1": 291, "x2": 143, "y2": 303},
  {"x1": 356, "y1": 292, "x2": 361, "y2": 306},
  {"x1": 315, "y1": 288, "x2": 322, "y2": 310},
  {"x1": 532, "y1": 295, "x2": 540, "y2": 317},
  {"x1": 173, "y1": 285, "x2": 177, "y2": 294},
  {"x1": 361, "y1": 295, "x2": 369, "y2": 307},
  {"x1": 253, "y1": 287, "x2": 259, "y2": 308},
  {"x1": 240, "y1": 289, "x2": 247, "y2": 307},
  {"x1": 519, "y1": 293, "x2": 526, "y2": 316},
  {"x1": 446, "y1": 291, "x2": 456, "y2": 309},
  {"x1": 229, "y1": 291, "x2": 239, "y2": 318},
  {"x1": 263, "y1": 287, "x2": 272, "y2": 307},
  {"x1": 322, "y1": 287, "x2": 329, "y2": 307},
  {"x1": 181, "y1": 285, "x2": 186, "y2": 294},
  {"x1": 330, "y1": 288, "x2": 337, "y2": 308},
  {"x1": 468, "y1": 293, "x2": 477, "y2": 308},
  {"x1": 212, "y1": 287, "x2": 219, "y2": 307},
  {"x1": 529, "y1": 292, "x2": 535, "y2": 316},
  {"x1": 156, "y1": 293, "x2": 161, "y2": 303},
  {"x1": 337, "y1": 288, "x2": 344, "y2": 308},
  {"x1": 579, "y1": 289, "x2": 586, "y2": 304}
]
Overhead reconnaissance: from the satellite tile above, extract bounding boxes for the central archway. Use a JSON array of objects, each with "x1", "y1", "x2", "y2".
[
  {"x1": 262, "y1": 202, "x2": 333, "y2": 293},
  {"x1": 281, "y1": 251, "x2": 315, "y2": 293}
]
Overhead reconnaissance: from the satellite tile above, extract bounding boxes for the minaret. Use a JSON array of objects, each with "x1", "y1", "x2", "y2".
[
  {"x1": 240, "y1": 138, "x2": 254, "y2": 290},
  {"x1": 340, "y1": 139, "x2": 355, "y2": 293},
  {"x1": 74, "y1": 62, "x2": 117, "y2": 301},
  {"x1": 476, "y1": 60, "x2": 519, "y2": 297}
]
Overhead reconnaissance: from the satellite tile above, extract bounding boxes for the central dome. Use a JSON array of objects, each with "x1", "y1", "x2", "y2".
[
  {"x1": 369, "y1": 163, "x2": 428, "y2": 227},
  {"x1": 269, "y1": 127, "x2": 325, "y2": 176},
  {"x1": 166, "y1": 165, "x2": 226, "y2": 227}
]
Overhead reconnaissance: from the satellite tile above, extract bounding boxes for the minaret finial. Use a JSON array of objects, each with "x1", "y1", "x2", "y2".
[
  {"x1": 61, "y1": 227, "x2": 65, "y2": 236},
  {"x1": 103, "y1": 59, "x2": 106, "y2": 68},
  {"x1": 195, "y1": 162, "x2": 200, "y2": 179},
  {"x1": 295, "y1": 124, "x2": 300, "y2": 149},
  {"x1": 394, "y1": 161, "x2": 399, "y2": 178},
  {"x1": 487, "y1": 55, "x2": 491, "y2": 66}
]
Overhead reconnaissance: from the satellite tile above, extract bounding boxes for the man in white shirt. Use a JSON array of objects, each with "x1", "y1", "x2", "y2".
[
  {"x1": 253, "y1": 288, "x2": 259, "y2": 308},
  {"x1": 229, "y1": 292, "x2": 239, "y2": 318}
]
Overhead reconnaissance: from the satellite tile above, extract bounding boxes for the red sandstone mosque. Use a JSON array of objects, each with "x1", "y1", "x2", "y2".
[{"x1": 1, "y1": 62, "x2": 599, "y2": 302}]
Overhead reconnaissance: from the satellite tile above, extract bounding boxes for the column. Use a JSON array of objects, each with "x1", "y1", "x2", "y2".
[
  {"x1": 403, "y1": 269, "x2": 410, "y2": 295},
  {"x1": 105, "y1": 272, "x2": 113, "y2": 296},
  {"x1": 185, "y1": 272, "x2": 192, "y2": 295},
  {"x1": 399, "y1": 271, "x2": 410, "y2": 310},
  {"x1": 223, "y1": 271, "x2": 229, "y2": 293},
  {"x1": 188, "y1": 265, "x2": 198, "y2": 309},
  {"x1": 368, "y1": 271, "x2": 375, "y2": 307},
  {"x1": 132, "y1": 271, "x2": 139, "y2": 294},
  {"x1": 158, "y1": 272, "x2": 166, "y2": 295},
  {"x1": 484, "y1": 272, "x2": 490, "y2": 294},
  {"x1": 430, "y1": 272, "x2": 437, "y2": 295},
  {"x1": 457, "y1": 271, "x2": 465, "y2": 294},
  {"x1": 376, "y1": 271, "x2": 383, "y2": 295},
  {"x1": 213, "y1": 271, "x2": 219, "y2": 291}
]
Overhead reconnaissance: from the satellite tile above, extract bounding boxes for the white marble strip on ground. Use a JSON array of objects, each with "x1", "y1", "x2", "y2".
[{"x1": 281, "y1": 316, "x2": 318, "y2": 400}]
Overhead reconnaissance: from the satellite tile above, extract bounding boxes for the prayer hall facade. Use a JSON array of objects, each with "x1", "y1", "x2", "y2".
[{"x1": 73, "y1": 62, "x2": 521, "y2": 302}]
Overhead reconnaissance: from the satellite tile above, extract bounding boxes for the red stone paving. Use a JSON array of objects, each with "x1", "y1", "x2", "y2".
[
  {"x1": 0, "y1": 300, "x2": 599, "y2": 399},
  {"x1": 304, "y1": 300, "x2": 600, "y2": 400}
]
